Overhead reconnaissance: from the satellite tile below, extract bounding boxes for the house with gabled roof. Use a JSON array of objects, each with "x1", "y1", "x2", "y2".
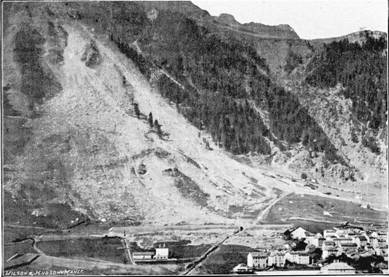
[{"x1": 290, "y1": 226, "x2": 312, "y2": 240}]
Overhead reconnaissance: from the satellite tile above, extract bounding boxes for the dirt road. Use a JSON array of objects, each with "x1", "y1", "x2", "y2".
[
  {"x1": 182, "y1": 227, "x2": 243, "y2": 275},
  {"x1": 4, "y1": 224, "x2": 57, "y2": 231},
  {"x1": 256, "y1": 192, "x2": 291, "y2": 223},
  {"x1": 122, "y1": 237, "x2": 135, "y2": 265}
]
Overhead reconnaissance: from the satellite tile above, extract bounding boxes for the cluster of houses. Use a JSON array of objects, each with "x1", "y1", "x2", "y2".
[
  {"x1": 233, "y1": 225, "x2": 388, "y2": 274},
  {"x1": 290, "y1": 226, "x2": 388, "y2": 261}
]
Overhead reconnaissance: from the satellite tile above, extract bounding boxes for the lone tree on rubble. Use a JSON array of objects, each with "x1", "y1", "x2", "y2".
[
  {"x1": 148, "y1": 112, "x2": 153, "y2": 127},
  {"x1": 154, "y1": 119, "x2": 162, "y2": 137},
  {"x1": 133, "y1": 103, "x2": 140, "y2": 118}
]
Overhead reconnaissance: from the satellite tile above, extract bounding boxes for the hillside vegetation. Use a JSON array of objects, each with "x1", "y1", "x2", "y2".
[
  {"x1": 109, "y1": 8, "x2": 342, "y2": 163},
  {"x1": 306, "y1": 35, "x2": 387, "y2": 130}
]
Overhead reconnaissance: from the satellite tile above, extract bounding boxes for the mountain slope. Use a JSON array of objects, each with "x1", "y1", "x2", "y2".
[
  {"x1": 2, "y1": 1, "x2": 387, "y2": 230},
  {"x1": 3, "y1": 7, "x2": 324, "y2": 227},
  {"x1": 281, "y1": 32, "x2": 387, "y2": 208}
]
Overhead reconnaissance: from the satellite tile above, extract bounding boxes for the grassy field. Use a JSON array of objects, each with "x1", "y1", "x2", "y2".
[
  {"x1": 266, "y1": 193, "x2": 387, "y2": 231},
  {"x1": 286, "y1": 220, "x2": 340, "y2": 234},
  {"x1": 36, "y1": 237, "x2": 128, "y2": 263},
  {"x1": 3, "y1": 226, "x2": 45, "y2": 264},
  {"x1": 4, "y1": 241, "x2": 37, "y2": 264},
  {"x1": 197, "y1": 244, "x2": 255, "y2": 274},
  {"x1": 153, "y1": 241, "x2": 211, "y2": 259}
]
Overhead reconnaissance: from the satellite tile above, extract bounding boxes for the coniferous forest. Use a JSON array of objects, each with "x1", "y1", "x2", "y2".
[
  {"x1": 306, "y1": 34, "x2": 387, "y2": 130},
  {"x1": 111, "y1": 9, "x2": 343, "y2": 162}
]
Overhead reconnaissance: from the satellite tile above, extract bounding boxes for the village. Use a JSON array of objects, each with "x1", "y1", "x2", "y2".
[
  {"x1": 232, "y1": 225, "x2": 388, "y2": 274},
  {"x1": 102, "y1": 223, "x2": 388, "y2": 275}
]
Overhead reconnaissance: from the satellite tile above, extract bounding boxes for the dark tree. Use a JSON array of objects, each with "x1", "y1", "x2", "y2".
[
  {"x1": 283, "y1": 229, "x2": 292, "y2": 240},
  {"x1": 133, "y1": 103, "x2": 140, "y2": 118},
  {"x1": 292, "y1": 239, "x2": 307, "y2": 251},
  {"x1": 154, "y1": 119, "x2": 162, "y2": 137},
  {"x1": 148, "y1": 112, "x2": 153, "y2": 127}
]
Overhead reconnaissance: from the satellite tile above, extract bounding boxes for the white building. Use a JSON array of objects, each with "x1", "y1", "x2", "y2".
[
  {"x1": 333, "y1": 237, "x2": 353, "y2": 247},
  {"x1": 154, "y1": 247, "x2": 169, "y2": 259},
  {"x1": 355, "y1": 236, "x2": 368, "y2": 248},
  {"x1": 375, "y1": 246, "x2": 388, "y2": 257},
  {"x1": 132, "y1": 251, "x2": 154, "y2": 260},
  {"x1": 268, "y1": 252, "x2": 286, "y2": 268},
  {"x1": 369, "y1": 237, "x2": 379, "y2": 247},
  {"x1": 291, "y1": 227, "x2": 311, "y2": 240},
  {"x1": 323, "y1": 229, "x2": 338, "y2": 238},
  {"x1": 320, "y1": 261, "x2": 356, "y2": 274},
  {"x1": 321, "y1": 240, "x2": 336, "y2": 251},
  {"x1": 285, "y1": 252, "x2": 310, "y2": 265},
  {"x1": 377, "y1": 231, "x2": 388, "y2": 241},
  {"x1": 325, "y1": 235, "x2": 338, "y2": 242},
  {"x1": 247, "y1": 252, "x2": 268, "y2": 269},
  {"x1": 306, "y1": 236, "x2": 325, "y2": 248},
  {"x1": 296, "y1": 253, "x2": 310, "y2": 265},
  {"x1": 334, "y1": 228, "x2": 348, "y2": 237},
  {"x1": 370, "y1": 231, "x2": 379, "y2": 238},
  {"x1": 322, "y1": 247, "x2": 339, "y2": 259},
  {"x1": 345, "y1": 232, "x2": 358, "y2": 239},
  {"x1": 339, "y1": 242, "x2": 358, "y2": 252},
  {"x1": 377, "y1": 239, "x2": 387, "y2": 248},
  {"x1": 365, "y1": 245, "x2": 375, "y2": 252}
]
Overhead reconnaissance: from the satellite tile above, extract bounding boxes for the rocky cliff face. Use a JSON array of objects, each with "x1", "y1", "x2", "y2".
[{"x1": 2, "y1": 1, "x2": 387, "y2": 228}]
